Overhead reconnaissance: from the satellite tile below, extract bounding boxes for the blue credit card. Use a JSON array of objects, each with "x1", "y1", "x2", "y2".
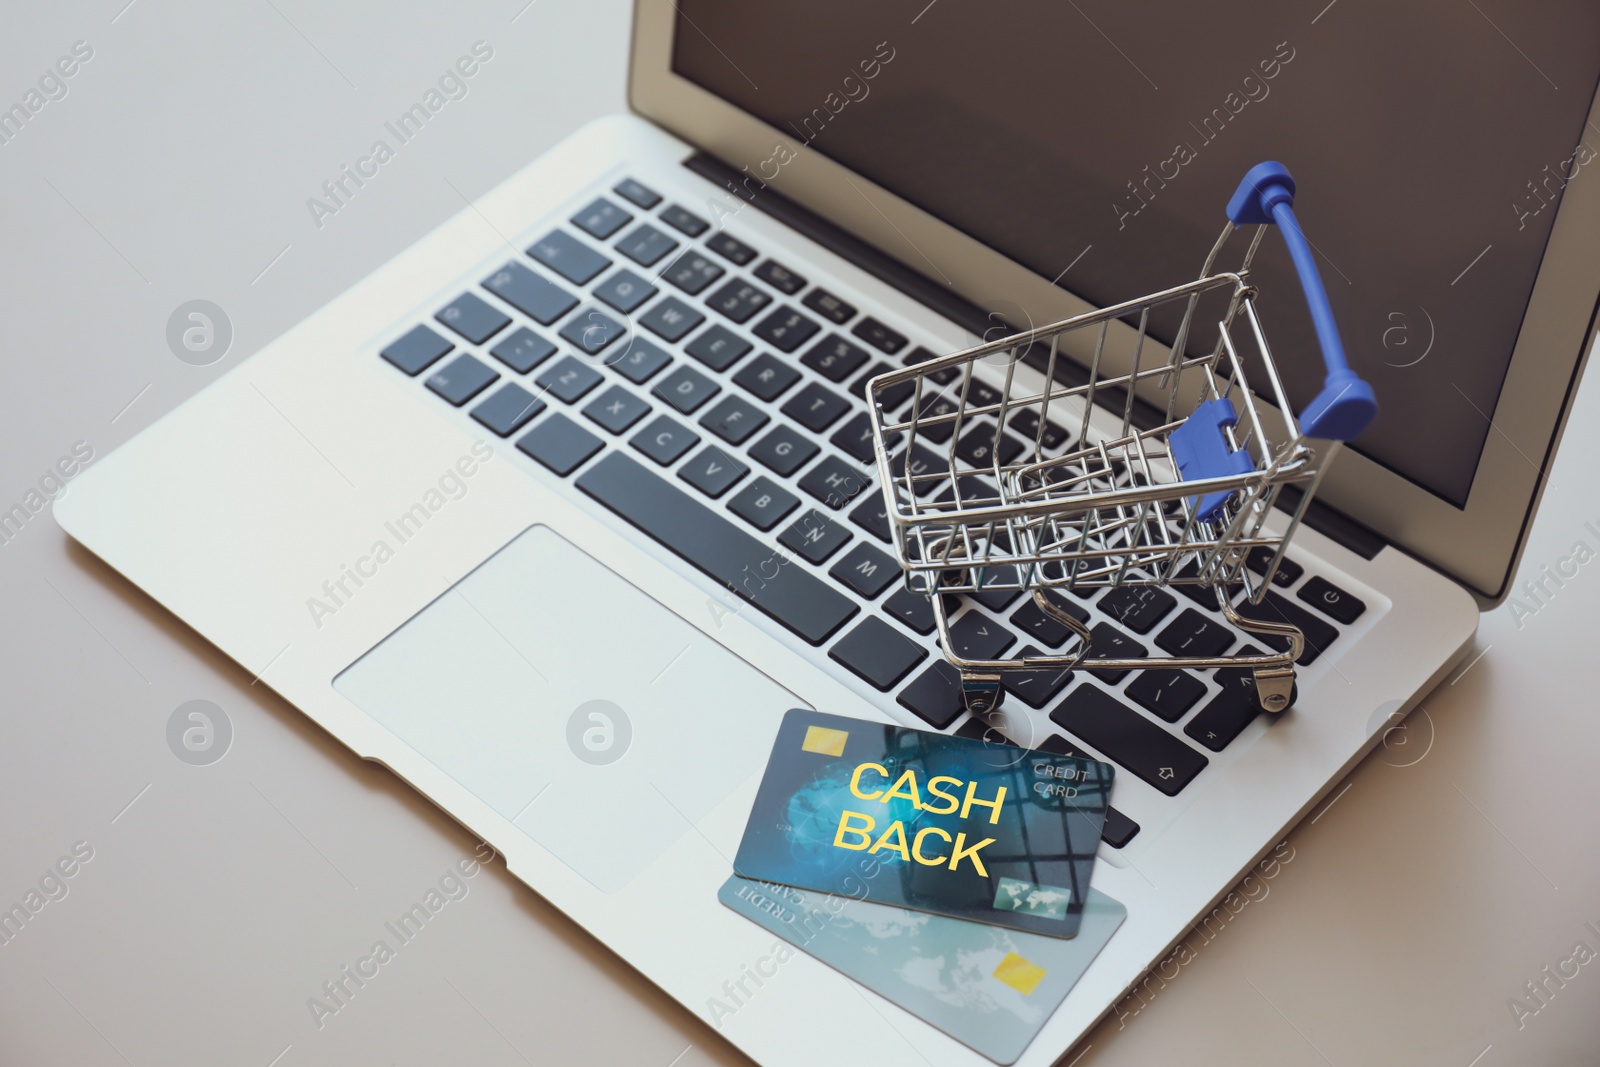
[
  {"x1": 719, "y1": 875, "x2": 1126, "y2": 1065},
  {"x1": 732, "y1": 709, "x2": 1114, "y2": 938}
]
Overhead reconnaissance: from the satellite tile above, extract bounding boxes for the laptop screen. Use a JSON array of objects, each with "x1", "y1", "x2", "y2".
[{"x1": 672, "y1": 1, "x2": 1600, "y2": 507}]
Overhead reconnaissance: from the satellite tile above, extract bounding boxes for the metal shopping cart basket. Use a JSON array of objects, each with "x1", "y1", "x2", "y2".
[{"x1": 866, "y1": 163, "x2": 1377, "y2": 717}]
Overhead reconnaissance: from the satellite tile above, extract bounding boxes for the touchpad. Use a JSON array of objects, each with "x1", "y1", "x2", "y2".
[{"x1": 334, "y1": 525, "x2": 802, "y2": 892}]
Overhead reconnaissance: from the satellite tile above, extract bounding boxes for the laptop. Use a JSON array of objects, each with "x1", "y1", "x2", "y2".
[{"x1": 54, "y1": 2, "x2": 1600, "y2": 1063}]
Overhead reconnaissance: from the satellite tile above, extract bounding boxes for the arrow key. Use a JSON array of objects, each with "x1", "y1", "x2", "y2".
[
  {"x1": 949, "y1": 611, "x2": 1018, "y2": 661},
  {"x1": 1184, "y1": 659, "x2": 1275, "y2": 752}
]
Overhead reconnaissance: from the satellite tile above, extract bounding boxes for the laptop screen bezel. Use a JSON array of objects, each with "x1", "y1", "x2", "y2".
[{"x1": 628, "y1": 0, "x2": 1600, "y2": 604}]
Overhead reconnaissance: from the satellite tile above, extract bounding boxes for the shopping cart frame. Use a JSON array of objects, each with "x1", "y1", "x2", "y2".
[{"x1": 866, "y1": 163, "x2": 1377, "y2": 716}]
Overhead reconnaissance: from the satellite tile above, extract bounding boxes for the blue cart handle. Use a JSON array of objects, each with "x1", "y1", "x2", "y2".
[{"x1": 1226, "y1": 162, "x2": 1377, "y2": 441}]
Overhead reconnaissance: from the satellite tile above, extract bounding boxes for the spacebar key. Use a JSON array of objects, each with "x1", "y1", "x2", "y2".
[{"x1": 577, "y1": 452, "x2": 858, "y2": 645}]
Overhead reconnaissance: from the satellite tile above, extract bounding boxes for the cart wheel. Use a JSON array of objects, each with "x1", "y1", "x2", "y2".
[
  {"x1": 1257, "y1": 681, "x2": 1298, "y2": 714},
  {"x1": 959, "y1": 671, "x2": 1004, "y2": 715}
]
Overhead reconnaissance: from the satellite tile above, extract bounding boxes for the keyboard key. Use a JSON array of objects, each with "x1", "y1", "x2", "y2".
[
  {"x1": 829, "y1": 542, "x2": 899, "y2": 599},
  {"x1": 638, "y1": 296, "x2": 705, "y2": 342},
  {"x1": 849, "y1": 362, "x2": 914, "y2": 409},
  {"x1": 734, "y1": 353, "x2": 801, "y2": 401},
  {"x1": 749, "y1": 424, "x2": 819, "y2": 476},
  {"x1": 629, "y1": 414, "x2": 699, "y2": 465},
  {"x1": 967, "y1": 380, "x2": 1003, "y2": 409},
  {"x1": 1297, "y1": 576, "x2": 1366, "y2": 624},
  {"x1": 954, "y1": 716, "x2": 1019, "y2": 745},
  {"x1": 381, "y1": 324, "x2": 453, "y2": 375},
  {"x1": 1010, "y1": 592, "x2": 1089, "y2": 647},
  {"x1": 559, "y1": 308, "x2": 627, "y2": 355},
  {"x1": 685, "y1": 325, "x2": 752, "y2": 371},
  {"x1": 752, "y1": 306, "x2": 821, "y2": 352},
  {"x1": 1171, "y1": 561, "x2": 1237, "y2": 609},
  {"x1": 483, "y1": 261, "x2": 577, "y2": 325},
  {"x1": 966, "y1": 584, "x2": 1022, "y2": 613},
  {"x1": 706, "y1": 279, "x2": 773, "y2": 324},
  {"x1": 610, "y1": 337, "x2": 672, "y2": 384},
  {"x1": 1009, "y1": 409, "x2": 1072, "y2": 451},
  {"x1": 471, "y1": 383, "x2": 546, "y2": 437},
  {"x1": 1100, "y1": 806, "x2": 1141, "y2": 848},
  {"x1": 949, "y1": 612, "x2": 1017, "y2": 661},
  {"x1": 571, "y1": 197, "x2": 632, "y2": 240},
  {"x1": 851, "y1": 316, "x2": 908, "y2": 354},
  {"x1": 912, "y1": 392, "x2": 961, "y2": 442},
  {"x1": 1100, "y1": 586, "x2": 1178, "y2": 635},
  {"x1": 425, "y1": 354, "x2": 499, "y2": 406},
  {"x1": 802, "y1": 288, "x2": 856, "y2": 325},
  {"x1": 954, "y1": 426, "x2": 1024, "y2": 469},
  {"x1": 1126, "y1": 670, "x2": 1206, "y2": 723},
  {"x1": 801, "y1": 334, "x2": 870, "y2": 382},
  {"x1": 516, "y1": 413, "x2": 603, "y2": 476},
  {"x1": 535, "y1": 356, "x2": 603, "y2": 403},
  {"x1": 593, "y1": 269, "x2": 658, "y2": 314},
  {"x1": 660, "y1": 203, "x2": 709, "y2": 236},
  {"x1": 1050, "y1": 685, "x2": 1208, "y2": 796},
  {"x1": 678, "y1": 445, "x2": 749, "y2": 498},
  {"x1": 1083, "y1": 622, "x2": 1147, "y2": 684},
  {"x1": 778, "y1": 509, "x2": 852, "y2": 564},
  {"x1": 699, "y1": 394, "x2": 769, "y2": 445},
  {"x1": 613, "y1": 178, "x2": 661, "y2": 209},
  {"x1": 1247, "y1": 547, "x2": 1303, "y2": 587},
  {"x1": 661, "y1": 251, "x2": 725, "y2": 295},
  {"x1": 1000, "y1": 645, "x2": 1075, "y2": 709},
  {"x1": 935, "y1": 475, "x2": 1000, "y2": 509},
  {"x1": 616, "y1": 223, "x2": 679, "y2": 267},
  {"x1": 897, "y1": 661, "x2": 966, "y2": 729},
  {"x1": 889, "y1": 443, "x2": 944, "y2": 496},
  {"x1": 1232, "y1": 591, "x2": 1339, "y2": 665},
  {"x1": 582, "y1": 385, "x2": 650, "y2": 434},
  {"x1": 705, "y1": 231, "x2": 758, "y2": 265},
  {"x1": 903, "y1": 344, "x2": 959, "y2": 384},
  {"x1": 883, "y1": 586, "x2": 934, "y2": 634},
  {"x1": 528, "y1": 229, "x2": 610, "y2": 285},
  {"x1": 831, "y1": 412, "x2": 886, "y2": 464},
  {"x1": 489, "y1": 327, "x2": 557, "y2": 374},
  {"x1": 753, "y1": 258, "x2": 806, "y2": 295},
  {"x1": 830, "y1": 617, "x2": 925, "y2": 690},
  {"x1": 799, "y1": 455, "x2": 872, "y2": 511},
  {"x1": 652, "y1": 365, "x2": 720, "y2": 413},
  {"x1": 782, "y1": 382, "x2": 851, "y2": 432},
  {"x1": 1185, "y1": 664, "x2": 1265, "y2": 751},
  {"x1": 435, "y1": 292, "x2": 510, "y2": 345},
  {"x1": 577, "y1": 453, "x2": 856, "y2": 644},
  {"x1": 1154, "y1": 608, "x2": 1234, "y2": 658},
  {"x1": 728, "y1": 476, "x2": 799, "y2": 531},
  {"x1": 849, "y1": 493, "x2": 893, "y2": 543}
]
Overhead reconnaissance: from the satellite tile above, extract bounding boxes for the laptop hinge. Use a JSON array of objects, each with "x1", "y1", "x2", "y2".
[{"x1": 683, "y1": 151, "x2": 1387, "y2": 562}]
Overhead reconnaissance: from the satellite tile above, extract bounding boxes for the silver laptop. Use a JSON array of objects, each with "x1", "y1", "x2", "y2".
[{"x1": 54, "y1": 3, "x2": 1600, "y2": 1064}]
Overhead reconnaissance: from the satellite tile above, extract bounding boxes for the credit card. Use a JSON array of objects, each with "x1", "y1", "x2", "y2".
[
  {"x1": 718, "y1": 875, "x2": 1126, "y2": 1065},
  {"x1": 733, "y1": 709, "x2": 1114, "y2": 938}
]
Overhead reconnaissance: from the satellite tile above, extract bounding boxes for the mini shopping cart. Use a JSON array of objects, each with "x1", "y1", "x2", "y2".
[{"x1": 866, "y1": 163, "x2": 1377, "y2": 717}]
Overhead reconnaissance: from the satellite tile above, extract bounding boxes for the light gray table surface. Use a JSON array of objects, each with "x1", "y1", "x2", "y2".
[{"x1": 2, "y1": 2, "x2": 1596, "y2": 1065}]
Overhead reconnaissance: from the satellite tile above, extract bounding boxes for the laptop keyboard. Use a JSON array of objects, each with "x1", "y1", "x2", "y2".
[{"x1": 378, "y1": 174, "x2": 1373, "y2": 850}]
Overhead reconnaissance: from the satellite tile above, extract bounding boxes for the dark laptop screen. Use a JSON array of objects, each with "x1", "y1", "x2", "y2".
[{"x1": 673, "y1": 1, "x2": 1600, "y2": 506}]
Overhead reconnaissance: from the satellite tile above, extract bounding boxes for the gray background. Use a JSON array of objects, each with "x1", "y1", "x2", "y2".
[{"x1": 1, "y1": 1, "x2": 1596, "y2": 1064}]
